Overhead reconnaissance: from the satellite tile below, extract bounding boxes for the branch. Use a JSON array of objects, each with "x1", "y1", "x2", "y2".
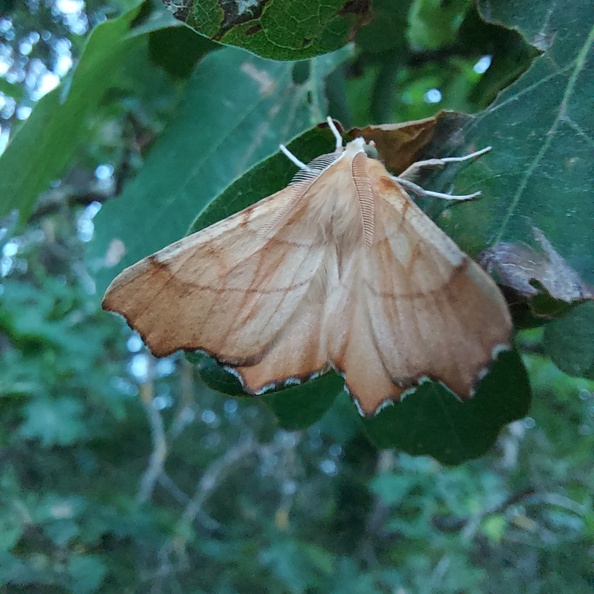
[
  {"x1": 167, "y1": 358, "x2": 197, "y2": 442},
  {"x1": 432, "y1": 486, "x2": 538, "y2": 534},
  {"x1": 178, "y1": 437, "x2": 257, "y2": 531},
  {"x1": 157, "y1": 473, "x2": 221, "y2": 532},
  {"x1": 137, "y1": 359, "x2": 168, "y2": 504},
  {"x1": 144, "y1": 438, "x2": 257, "y2": 586},
  {"x1": 357, "y1": 450, "x2": 395, "y2": 566}
]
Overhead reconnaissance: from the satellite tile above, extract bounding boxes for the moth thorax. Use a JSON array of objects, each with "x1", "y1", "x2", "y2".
[{"x1": 309, "y1": 170, "x2": 364, "y2": 248}]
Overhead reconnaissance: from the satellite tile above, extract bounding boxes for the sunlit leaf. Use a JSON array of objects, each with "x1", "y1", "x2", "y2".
[{"x1": 0, "y1": 3, "x2": 143, "y2": 221}]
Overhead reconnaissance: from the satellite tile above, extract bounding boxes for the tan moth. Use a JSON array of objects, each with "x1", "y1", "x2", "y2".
[{"x1": 103, "y1": 118, "x2": 512, "y2": 416}]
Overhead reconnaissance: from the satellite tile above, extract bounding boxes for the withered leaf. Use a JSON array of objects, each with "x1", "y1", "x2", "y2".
[
  {"x1": 349, "y1": 110, "x2": 472, "y2": 174},
  {"x1": 480, "y1": 227, "x2": 594, "y2": 305}
]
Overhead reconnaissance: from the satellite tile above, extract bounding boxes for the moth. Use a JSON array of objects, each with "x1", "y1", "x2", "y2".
[{"x1": 103, "y1": 118, "x2": 512, "y2": 416}]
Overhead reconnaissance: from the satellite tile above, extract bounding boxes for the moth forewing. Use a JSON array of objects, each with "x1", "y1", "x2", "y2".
[{"x1": 102, "y1": 131, "x2": 512, "y2": 417}]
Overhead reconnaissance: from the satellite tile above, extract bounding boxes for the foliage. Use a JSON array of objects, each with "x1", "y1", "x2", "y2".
[
  {"x1": 0, "y1": 3, "x2": 144, "y2": 222},
  {"x1": 0, "y1": 0, "x2": 592, "y2": 592},
  {"x1": 165, "y1": 0, "x2": 371, "y2": 60}
]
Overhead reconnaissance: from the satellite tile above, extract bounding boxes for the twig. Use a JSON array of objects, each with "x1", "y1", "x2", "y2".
[
  {"x1": 432, "y1": 486, "x2": 537, "y2": 534},
  {"x1": 178, "y1": 437, "x2": 256, "y2": 531},
  {"x1": 137, "y1": 359, "x2": 168, "y2": 504},
  {"x1": 358, "y1": 450, "x2": 395, "y2": 566},
  {"x1": 145, "y1": 438, "x2": 257, "y2": 587},
  {"x1": 157, "y1": 473, "x2": 221, "y2": 531},
  {"x1": 157, "y1": 472, "x2": 191, "y2": 506},
  {"x1": 167, "y1": 358, "x2": 196, "y2": 442}
]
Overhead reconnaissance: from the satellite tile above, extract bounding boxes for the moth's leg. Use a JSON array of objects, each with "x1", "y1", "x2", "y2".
[
  {"x1": 326, "y1": 116, "x2": 343, "y2": 151},
  {"x1": 399, "y1": 146, "x2": 491, "y2": 181},
  {"x1": 390, "y1": 176, "x2": 481, "y2": 201},
  {"x1": 279, "y1": 144, "x2": 311, "y2": 170}
]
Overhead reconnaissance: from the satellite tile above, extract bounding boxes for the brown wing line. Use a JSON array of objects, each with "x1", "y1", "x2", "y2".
[
  {"x1": 362, "y1": 280, "x2": 428, "y2": 391},
  {"x1": 147, "y1": 257, "x2": 316, "y2": 295},
  {"x1": 333, "y1": 259, "x2": 472, "y2": 400},
  {"x1": 364, "y1": 260, "x2": 468, "y2": 300}
]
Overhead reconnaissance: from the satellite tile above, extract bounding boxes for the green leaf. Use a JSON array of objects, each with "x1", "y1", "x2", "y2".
[
  {"x1": 407, "y1": 0, "x2": 471, "y2": 50},
  {"x1": 361, "y1": 350, "x2": 531, "y2": 465},
  {"x1": 481, "y1": 514, "x2": 507, "y2": 543},
  {"x1": 193, "y1": 353, "x2": 248, "y2": 396},
  {"x1": 0, "y1": 506, "x2": 24, "y2": 552},
  {"x1": 166, "y1": 0, "x2": 370, "y2": 60},
  {"x1": 370, "y1": 474, "x2": 415, "y2": 506},
  {"x1": 195, "y1": 352, "x2": 342, "y2": 430},
  {"x1": 317, "y1": 393, "x2": 362, "y2": 444},
  {"x1": 422, "y1": 1, "x2": 593, "y2": 377},
  {"x1": 408, "y1": 0, "x2": 594, "y2": 382},
  {"x1": 0, "y1": 553, "x2": 37, "y2": 587},
  {"x1": 34, "y1": 494, "x2": 86, "y2": 525},
  {"x1": 460, "y1": 7, "x2": 539, "y2": 109},
  {"x1": 438, "y1": 2, "x2": 594, "y2": 282},
  {"x1": 148, "y1": 23, "x2": 217, "y2": 78},
  {"x1": 523, "y1": 351, "x2": 594, "y2": 404},
  {"x1": 347, "y1": 0, "x2": 412, "y2": 123},
  {"x1": 44, "y1": 520, "x2": 80, "y2": 547},
  {"x1": 356, "y1": 0, "x2": 410, "y2": 55},
  {"x1": 543, "y1": 302, "x2": 594, "y2": 380},
  {"x1": 19, "y1": 396, "x2": 87, "y2": 447},
  {"x1": 65, "y1": 555, "x2": 107, "y2": 594},
  {"x1": 260, "y1": 540, "x2": 334, "y2": 594},
  {"x1": 0, "y1": 3, "x2": 143, "y2": 222},
  {"x1": 265, "y1": 373, "x2": 343, "y2": 430},
  {"x1": 91, "y1": 45, "x2": 351, "y2": 294},
  {"x1": 0, "y1": 77, "x2": 24, "y2": 101}
]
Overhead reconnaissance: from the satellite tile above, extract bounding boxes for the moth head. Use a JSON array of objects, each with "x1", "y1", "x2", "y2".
[
  {"x1": 344, "y1": 137, "x2": 378, "y2": 160},
  {"x1": 363, "y1": 140, "x2": 379, "y2": 160}
]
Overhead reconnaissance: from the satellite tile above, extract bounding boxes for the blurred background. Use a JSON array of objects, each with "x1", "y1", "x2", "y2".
[{"x1": 0, "y1": 0, "x2": 592, "y2": 592}]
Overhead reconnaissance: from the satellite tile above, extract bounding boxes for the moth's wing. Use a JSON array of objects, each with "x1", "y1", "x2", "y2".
[
  {"x1": 102, "y1": 182, "x2": 332, "y2": 390},
  {"x1": 328, "y1": 262, "x2": 401, "y2": 415},
  {"x1": 331, "y1": 169, "x2": 512, "y2": 416}
]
